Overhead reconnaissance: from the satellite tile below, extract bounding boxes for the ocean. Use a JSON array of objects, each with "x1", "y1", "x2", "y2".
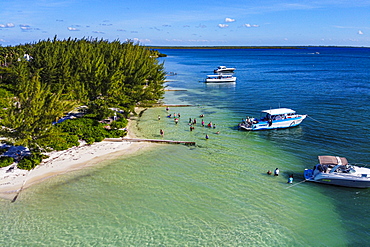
[{"x1": 1, "y1": 47, "x2": 370, "y2": 246}]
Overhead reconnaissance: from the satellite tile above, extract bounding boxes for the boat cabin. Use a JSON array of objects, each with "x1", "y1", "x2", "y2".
[{"x1": 260, "y1": 108, "x2": 298, "y2": 121}]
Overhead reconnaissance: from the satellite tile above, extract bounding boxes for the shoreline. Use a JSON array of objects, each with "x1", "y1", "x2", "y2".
[{"x1": 0, "y1": 110, "x2": 152, "y2": 200}]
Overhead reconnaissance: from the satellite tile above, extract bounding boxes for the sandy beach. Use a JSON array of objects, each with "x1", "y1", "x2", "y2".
[{"x1": 0, "y1": 118, "x2": 150, "y2": 200}]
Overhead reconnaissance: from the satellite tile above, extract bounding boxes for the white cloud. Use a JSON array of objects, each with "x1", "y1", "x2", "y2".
[
  {"x1": 358, "y1": 30, "x2": 364, "y2": 35},
  {"x1": 0, "y1": 39, "x2": 5, "y2": 42},
  {"x1": 0, "y1": 23, "x2": 15, "y2": 28},
  {"x1": 20, "y1": 24, "x2": 32, "y2": 31},
  {"x1": 132, "y1": 38, "x2": 151, "y2": 43},
  {"x1": 225, "y1": 18, "x2": 235, "y2": 23},
  {"x1": 244, "y1": 24, "x2": 259, "y2": 28},
  {"x1": 92, "y1": 31, "x2": 104, "y2": 34},
  {"x1": 67, "y1": 27, "x2": 79, "y2": 31},
  {"x1": 218, "y1": 24, "x2": 229, "y2": 28}
]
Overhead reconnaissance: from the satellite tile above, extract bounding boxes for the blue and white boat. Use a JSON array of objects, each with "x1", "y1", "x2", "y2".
[
  {"x1": 239, "y1": 108, "x2": 306, "y2": 131},
  {"x1": 304, "y1": 156, "x2": 370, "y2": 188},
  {"x1": 214, "y1": 66, "x2": 236, "y2": 73}
]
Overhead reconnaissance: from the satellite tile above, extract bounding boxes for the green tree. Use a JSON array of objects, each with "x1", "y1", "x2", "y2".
[{"x1": 0, "y1": 67, "x2": 76, "y2": 150}]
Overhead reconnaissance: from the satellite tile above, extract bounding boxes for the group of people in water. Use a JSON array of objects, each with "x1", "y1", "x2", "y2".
[
  {"x1": 159, "y1": 107, "x2": 219, "y2": 139},
  {"x1": 267, "y1": 168, "x2": 294, "y2": 184},
  {"x1": 162, "y1": 106, "x2": 294, "y2": 183}
]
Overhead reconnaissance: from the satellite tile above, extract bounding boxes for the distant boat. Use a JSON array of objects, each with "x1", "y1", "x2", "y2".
[
  {"x1": 304, "y1": 156, "x2": 370, "y2": 188},
  {"x1": 214, "y1": 66, "x2": 236, "y2": 73},
  {"x1": 205, "y1": 74, "x2": 236, "y2": 83},
  {"x1": 239, "y1": 108, "x2": 306, "y2": 131}
]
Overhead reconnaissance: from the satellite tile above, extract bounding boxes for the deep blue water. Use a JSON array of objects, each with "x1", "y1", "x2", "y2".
[{"x1": 159, "y1": 47, "x2": 370, "y2": 162}]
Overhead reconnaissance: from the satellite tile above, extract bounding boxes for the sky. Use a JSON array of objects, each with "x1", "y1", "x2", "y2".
[{"x1": 1, "y1": 0, "x2": 370, "y2": 47}]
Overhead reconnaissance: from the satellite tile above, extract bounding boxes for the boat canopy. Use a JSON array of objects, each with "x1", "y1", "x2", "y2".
[
  {"x1": 262, "y1": 108, "x2": 295, "y2": 116},
  {"x1": 318, "y1": 156, "x2": 348, "y2": 166}
]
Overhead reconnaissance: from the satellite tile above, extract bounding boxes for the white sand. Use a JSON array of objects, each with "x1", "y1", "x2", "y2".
[{"x1": 0, "y1": 117, "x2": 150, "y2": 200}]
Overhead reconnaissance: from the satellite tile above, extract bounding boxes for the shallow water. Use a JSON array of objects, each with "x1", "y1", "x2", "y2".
[{"x1": 1, "y1": 47, "x2": 370, "y2": 246}]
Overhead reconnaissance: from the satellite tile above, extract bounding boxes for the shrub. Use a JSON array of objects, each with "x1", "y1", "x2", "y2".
[
  {"x1": 55, "y1": 116, "x2": 126, "y2": 144},
  {"x1": 35, "y1": 128, "x2": 80, "y2": 151},
  {"x1": 0, "y1": 156, "x2": 14, "y2": 168},
  {"x1": 17, "y1": 153, "x2": 45, "y2": 170},
  {"x1": 108, "y1": 129, "x2": 125, "y2": 138},
  {"x1": 0, "y1": 148, "x2": 8, "y2": 155},
  {"x1": 110, "y1": 119, "x2": 127, "y2": 130}
]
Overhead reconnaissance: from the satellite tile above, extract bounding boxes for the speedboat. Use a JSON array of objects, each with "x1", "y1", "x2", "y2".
[
  {"x1": 205, "y1": 74, "x2": 236, "y2": 83},
  {"x1": 214, "y1": 66, "x2": 236, "y2": 73},
  {"x1": 304, "y1": 156, "x2": 370, "y2": 188},
  {"x1": 239, "y1": 108, "x2": 306, "y2": 131}
]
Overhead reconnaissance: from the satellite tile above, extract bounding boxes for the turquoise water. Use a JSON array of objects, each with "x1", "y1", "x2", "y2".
[{"x1": 1, "y1": 48, "x2": 370, "y2": 246}]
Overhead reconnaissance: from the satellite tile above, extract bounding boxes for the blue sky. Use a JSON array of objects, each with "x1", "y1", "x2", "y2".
[{"x1": 1, "y1": 0, "x2": 369, "y2": 46}]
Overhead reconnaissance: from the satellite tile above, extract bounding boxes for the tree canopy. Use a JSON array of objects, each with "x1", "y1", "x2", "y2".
[{"x1": 0, "y1": 37, "x2": 166, "y2": 150}]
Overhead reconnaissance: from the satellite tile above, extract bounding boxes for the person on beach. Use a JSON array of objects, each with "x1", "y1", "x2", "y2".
[
  {"x1": 274, "y1": 168, "x2": 279, "y2": 176},
  {"x1": 287, "y1": 174, "x2": 293, "y2": 184},
  {"x1": 160, "y1": 129, "x2": 164, "y2": 137}
]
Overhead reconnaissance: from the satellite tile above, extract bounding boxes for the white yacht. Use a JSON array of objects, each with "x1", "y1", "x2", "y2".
[
  {"x1": 239, "y1": 108, "x2": 306, "y2": 131},
  {"x1": 304, "y1": 156, "x2": 370, "y2": 188},
  {"x1": 214, "y1": 66, "x2": 236, "y2": 73},
  {"x1": 205, "y1": 74, "x2": 236, "y2": 83}
]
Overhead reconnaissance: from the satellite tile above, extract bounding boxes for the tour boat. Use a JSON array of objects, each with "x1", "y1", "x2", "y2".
[
  {"x1": 239, "y1": 108, "x2": 306, "y2": 131},
  {"x1": 205, "y1": 74, "x2": 236, "y2": 83},
  {"x1": 304, "y1": 156, "x2": 370, "y2": 188},
  {"x1": 214, "y1": 66, "x2": 236, "y2": 73}
]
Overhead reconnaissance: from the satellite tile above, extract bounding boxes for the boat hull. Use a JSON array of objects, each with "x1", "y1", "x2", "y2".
[
  {"x1": 239, "y1": 115, "x2": 306, "y2": 131},
  {"x1": 304, "y1": 169, "x2": 370, "y2": 188},
  {"x1": 205, "y1": 78, "x2": 236, "y2": 83}
]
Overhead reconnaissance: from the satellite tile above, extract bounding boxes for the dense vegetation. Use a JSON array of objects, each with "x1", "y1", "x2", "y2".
[{"x1": 0, "y1": 37, "x2": 166, "y2": 169}]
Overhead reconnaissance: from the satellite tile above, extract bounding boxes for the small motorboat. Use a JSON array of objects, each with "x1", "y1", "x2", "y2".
[
  {"x1": 205, "y1": 74, "x2": 236, "y2": 83},
  {"x1": 214, "y1": 66, "x2": 236, "y2": 73},
  {"x1": 239, "y1": 108, "x2": 306, "y2": 131},
  {"x1": 304, "y1": 156, "x2": 370, "y2": 188}
]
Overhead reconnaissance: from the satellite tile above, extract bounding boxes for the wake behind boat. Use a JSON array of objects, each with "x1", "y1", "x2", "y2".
[
  {"x1": 239, "y1": 108, "x2": 306, "y2": 131},
  {"x1": 205, "y1": 74, "x2": 236, "y2": 83},
  {"x1": 214, "y1": 66, "x2": 236, "y2": 73},
  {"x1": 304, "y1": 156, "x2": 370, "y2": 188}
]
